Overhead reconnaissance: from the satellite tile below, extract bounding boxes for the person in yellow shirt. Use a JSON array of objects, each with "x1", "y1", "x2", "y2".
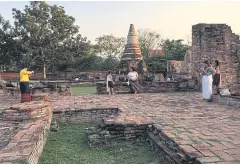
[{"x1": 19, "y1": 66, "x2": 34, "y2": 103}]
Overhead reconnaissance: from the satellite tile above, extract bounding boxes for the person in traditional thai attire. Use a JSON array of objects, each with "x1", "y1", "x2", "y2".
[
  {"x1": 200, "y1": 60, "x2": 215, "y2": 102},
  {"x1": 106, "y1": 70, "x2": 115, "y2": 94},
  {"x1": 212, "y1": 60, "x2": 221, "y2": 94},
  {"x1": 127, "y1": 67, "x2": 140, "y2": 94},
  {"x1": 19, "y1": 66, "x2": 34, "y2": 102}
]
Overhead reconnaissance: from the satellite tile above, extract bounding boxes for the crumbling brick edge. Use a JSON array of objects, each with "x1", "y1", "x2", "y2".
[
  {"x1": 1, "y1": 106, "x2": 206, "y2": 164},
  {"x1": 147, "y1": 125, "x2": 199, "y2": 164},
  {"x1": 212, "y1": 95, "x2": 240, "y2": 108}
]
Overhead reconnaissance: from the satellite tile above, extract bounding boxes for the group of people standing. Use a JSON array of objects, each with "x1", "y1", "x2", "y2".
[
  {"x1": 200, "y1": 60, "x2": 221, "y2": 102},
  {"x1": 106, "y1": 67, "x2": 140, "y2": 95},
  {"x1": 19, "y1": 61, "x2": 221, "y2": 102},
  {"x1": 107, "y1": 60, "x2": 222, "y2": 100}
]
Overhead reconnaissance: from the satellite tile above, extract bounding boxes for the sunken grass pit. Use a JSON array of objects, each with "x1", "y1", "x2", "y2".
[{"x1": 38, "y1": 123, "x2": 162, "y2": 164}]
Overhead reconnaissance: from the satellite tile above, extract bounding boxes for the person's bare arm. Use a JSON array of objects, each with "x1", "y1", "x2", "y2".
[
  {"x1": 201, "y1": 68, "x2": 215, "y2": 76},
  {"x1": 23, "y1": 70, "x2": 33, "y2": 75}
]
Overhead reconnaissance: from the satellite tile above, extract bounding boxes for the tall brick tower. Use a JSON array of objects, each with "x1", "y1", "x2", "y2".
[{"x1": 119, "y1": 24, "x2": 147, "y2": 74}]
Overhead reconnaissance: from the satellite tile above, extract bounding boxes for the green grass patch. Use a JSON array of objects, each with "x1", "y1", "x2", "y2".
[
  {"x1": 39, "y1": 124, "x2": 163, "y2": 164},
  {"x1": 71, "y1": 86, "x2": 96, "y2": 94}
]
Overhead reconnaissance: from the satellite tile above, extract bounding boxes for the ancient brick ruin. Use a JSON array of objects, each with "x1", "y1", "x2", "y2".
[
  {"x1": 0, "y1": 100, "x2": 52, "y2": 164},
  {"x1": 119, "y1": 24, "x2": 147, "y2": 74},
  {"x1": 191, "y1": 24, "x2": 240, "y2": 94},
  {"x1": 1, "y1": 23, "x2": 240, "y2": 164}
]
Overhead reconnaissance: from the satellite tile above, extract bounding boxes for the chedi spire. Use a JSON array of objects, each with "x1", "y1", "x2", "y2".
[{"x1": 121, "y1": 24, "x2": 143, "y2": 60}]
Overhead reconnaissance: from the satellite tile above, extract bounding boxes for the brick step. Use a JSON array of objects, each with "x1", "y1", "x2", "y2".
[
  {"x1": 86, "y1": 114, "x2": 153, "y2": 147},
  {"x1": 148, "y1": 125, "x2": 202, "y2": 164},
  {"x1": 147, "y1": 132, "x2": 185, "y2": 164},
  {"x1": 102, "y1": 114, "x2": 153, "y2": 126},
  {"x1": 1, "y1": 101, "x2": 52, "y2": 121}
]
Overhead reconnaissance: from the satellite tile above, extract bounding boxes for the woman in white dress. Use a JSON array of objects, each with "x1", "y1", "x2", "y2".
[
  {"x1": 106, "y1": 70, "x2": 115, "y2": 94},
  {"x1": 127, "y1": 67, "x2": 140, "y2": 94},
  {"x1": 200, "y1": 60, "x2": 215, "y2": 102}
]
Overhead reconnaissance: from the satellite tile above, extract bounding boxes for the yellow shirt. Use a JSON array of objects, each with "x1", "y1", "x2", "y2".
[{"x1": 20, "y1": 69, "x2": 32, "y2": 82}]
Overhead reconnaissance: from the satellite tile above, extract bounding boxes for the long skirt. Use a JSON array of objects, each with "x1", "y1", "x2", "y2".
[
  {"x1": 213, "y1": 73, "x2": 221, "y2": 88},
  {"x1": 202, "y1": 75, "x2": 213, "y2": 100},
  {"x1": 129, "y1": 80, "x2": 141, "y2": 94},
  {"x1": 108, "y1": 81, "x2": 114, "y2": 88},
  {"x1": 20, "y1": 82, "x2": 31, "y2": 103}
]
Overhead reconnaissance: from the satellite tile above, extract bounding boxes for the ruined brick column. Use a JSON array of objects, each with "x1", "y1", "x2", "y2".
[{"x1": 191, "y1": 24, "x2": 240, "y2": 91}]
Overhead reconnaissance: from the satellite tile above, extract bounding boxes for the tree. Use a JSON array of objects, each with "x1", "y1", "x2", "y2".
[
  {"x1": 95, "y1": 35, "x2": 126, "y2": 70},
  {"x1": 137, "y1": 29, "x2": 162, "y2": 59},
  {"x1": 0, "y1": 14, "x2": 25, "y2": 71},
  {"x1": 74, "y1": 44, "x2": 104, "y2": 71},
  {"x1": 161, "y1": 39, "x2": 189, "y2": 60},
  {"x1": 49, "y1": 34, "x2": 91, "y2": 72},
  {"x1": 12, "y1": 1, "x2": 89, "y2": 78}
]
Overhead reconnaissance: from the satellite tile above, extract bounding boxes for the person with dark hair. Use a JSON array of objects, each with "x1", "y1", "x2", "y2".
[
  {"x1": 106, "y1": 70, "x2": 115, "y2": 94},
  {"x1": 127, "y1": 67, "x2": 140, "y2": 94},
  {"x1": 200, "y1": 60, "x2": 215, "y2": 102},
  {"x1": 19, "y1": 66, "x2": 34, "y2": 102},
  {"x1": 213, "y1": 60, "x2": 221, "y2": 94}
]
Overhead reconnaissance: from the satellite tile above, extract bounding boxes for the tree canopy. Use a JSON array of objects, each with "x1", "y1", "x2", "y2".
[
  {"x1": 95, "y1": 35, "x2": 126, "y2": 70},
  {"x1": 137, "y1": 28, "x2": 162, "y2": 59},
  {"x1": 0, "y1": 1, "x2": 189, "y2": 76},
  {"x1": 161, "y1": 39, "x2": 189, "y2": 60},
  {"x1": 11, "y1": 1, "x2": 92, "y2": 78}
]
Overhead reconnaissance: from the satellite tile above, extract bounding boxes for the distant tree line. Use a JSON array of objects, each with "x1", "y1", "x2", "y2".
[{"x1": 0, "y1": 1, "x2": 189, "y2": 78}]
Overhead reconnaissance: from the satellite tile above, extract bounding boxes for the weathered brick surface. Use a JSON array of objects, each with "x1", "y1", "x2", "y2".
[
  {"x1": 212, "y1": 95, "x2": 240, "y2": 107},
  {"x1": 49, "y1": 93, "x2": 240, "y2": 163},
  {"x1": 53, "y1": 108, "x2": 119, "y2": 123},
  {"x1": 192, "y1": 24, "x2": 240, "y2": 92},
  {"x1": 31, "y1": 94, "x2": 49, "y2": 101},
  {"x1": 86, "y1": 114, "x2": 153, "y2": 147},
  {"x1": 1, "y1": 91, "x2": 240, "y2": 163},
  {"x1": 1, "y1": 101, "x2": 51, "y2": 121},
  {"x1": 96, "y1": 80, "x2": 199, "y2": 94},
  {"x1": 0, "y1": 96, "x2": 52, "y2": 164}
]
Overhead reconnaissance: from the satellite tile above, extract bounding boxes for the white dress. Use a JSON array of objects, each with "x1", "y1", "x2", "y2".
[
  {"x1": 202, "y1": 67, "x2": 214, "y2": 99},
  {"x1": 127, "y1": 71, "x2": 138, "y2": 85},
  {"x1": 106, "y1": 74, "x2": 113, "y2": 92}
]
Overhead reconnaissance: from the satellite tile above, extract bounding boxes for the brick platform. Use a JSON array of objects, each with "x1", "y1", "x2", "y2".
[
  {"x1": 50, "y1": 93, "x2": 240, "y2": 163},
  {"x1": 0, "y1": 95, "x2": 52, "y2": 164},
  {"x1": 213, "y1": 95, "x2": 240, "y2": 108},
  {"x1": 86, "y1": 114, "x2": 153, "y2": 147},
  {"x1": 1, "y1": 91, "x2": 240, "y2": 163}
]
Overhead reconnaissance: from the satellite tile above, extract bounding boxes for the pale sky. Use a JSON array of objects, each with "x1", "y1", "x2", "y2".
[{"x1": 0, "y1": 1, "x2": 240, "y2": 44}]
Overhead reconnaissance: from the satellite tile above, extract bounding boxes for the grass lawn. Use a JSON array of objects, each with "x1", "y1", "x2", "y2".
[
  {"x1": 39, "y1": 124, "x2": 163, "y2": 164},
  {"x1": 71, "y1": 86, "x2": 96, "y2": 94}
]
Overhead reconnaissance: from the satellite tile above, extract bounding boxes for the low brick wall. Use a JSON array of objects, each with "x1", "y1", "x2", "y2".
[
  {"x1": 96, "y1": 79, "x2": 199, "y2": 94},
  {"x1": 32, "y1": 81, "x2": 71, "y2": 96},
  {"x1": 53, "y1": 108, "x2": 119, "y2": 123},
  {"x1": 2, "y1": 82, "x2": 71, "y2": 98},
  {"x1": 0, "y1": 101, "x2": 52, "y2": 164},
  {"x1": 1, "y1": 101, "x2": 52, "y2": 121},
  {"x1": 147, "y1": 125, "x2": 192, "y2": 164},
  {"x1": 85, "y1": 114, "x2": 153, "y2": 147},
  {"x1": 0, "y1": 71, "x2": 108, "y2": 81},
  {"x1": 212, "y1": 95, "x2": 240, "y2": 107}
]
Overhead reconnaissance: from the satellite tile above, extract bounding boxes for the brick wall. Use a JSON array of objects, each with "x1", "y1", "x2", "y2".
[
  {"x1": 1, "y1": 101, "x2": 52, "y2": 121},
  {"x1": 0, "y1": 100, "x2": 52, "y2": 164},
  {"x1": 53, "y1": 108, "x2": 119, "y2": 123},
  {"x1": 86, "y1": 115, "x2": 152, "y2": 147},
  {"x1": 0, "y1": 71, "x2": 108, "y2": 81},
  {"x1": 191, "y1": 24, "x2": 240, "y2": 92},
  {"x1": 96, "y1": 80, "x2": 199, "y2": 94}
]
